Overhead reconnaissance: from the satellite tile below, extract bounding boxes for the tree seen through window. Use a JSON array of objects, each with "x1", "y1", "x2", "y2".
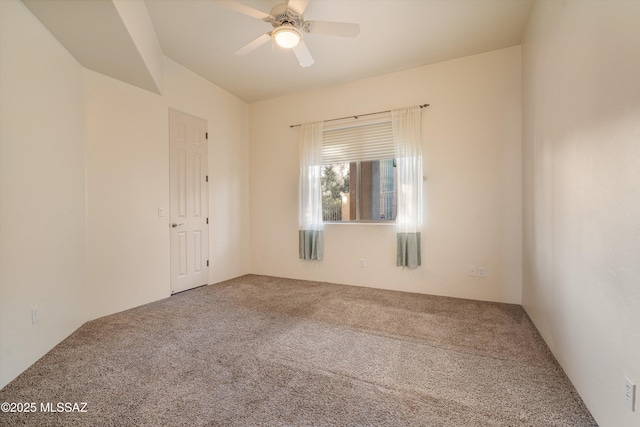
[{"x1": 321, "y1": 159, "x2": 396, "y2": 222}]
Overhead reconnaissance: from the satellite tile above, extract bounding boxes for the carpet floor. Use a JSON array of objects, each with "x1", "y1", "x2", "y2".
[{"x1": 0, "y1": 275, "x2": 597, "y2": 426}]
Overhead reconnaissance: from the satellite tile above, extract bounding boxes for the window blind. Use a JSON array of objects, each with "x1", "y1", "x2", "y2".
[{"x1": 322, "y1": 116, "x2": 394, "y2": 164}]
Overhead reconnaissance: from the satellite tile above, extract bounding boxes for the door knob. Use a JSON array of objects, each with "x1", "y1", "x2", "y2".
[{"x1": 171, "y1": 223, "x2": 183, "y2": 228}]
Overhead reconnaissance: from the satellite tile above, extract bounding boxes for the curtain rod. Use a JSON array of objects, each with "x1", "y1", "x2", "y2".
[{"x1": 289, "y1": 103, "x2": 430, "y2": 128}]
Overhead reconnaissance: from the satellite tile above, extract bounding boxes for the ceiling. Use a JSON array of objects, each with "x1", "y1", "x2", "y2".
[{"x1": 24, "y1": 0, "x2": 534, "y2": 103}]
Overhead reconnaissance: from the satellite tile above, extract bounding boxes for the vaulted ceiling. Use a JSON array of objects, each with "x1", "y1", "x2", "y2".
[{"x1": 23, "y1": 0, "x2": 534, "y2": 103}]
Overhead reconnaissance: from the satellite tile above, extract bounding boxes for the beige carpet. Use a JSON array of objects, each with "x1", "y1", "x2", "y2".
[{"x1": 0, "y1": 275, "x2": 597, "y2": 426}]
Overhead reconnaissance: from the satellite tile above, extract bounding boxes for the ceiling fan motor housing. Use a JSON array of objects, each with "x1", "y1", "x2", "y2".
[{"x1": 268, "y1": 3, "x2": 309, "y2": 32}]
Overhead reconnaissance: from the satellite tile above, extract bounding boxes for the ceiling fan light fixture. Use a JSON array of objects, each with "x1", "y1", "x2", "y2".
[{"x1": 273, "y1": 25, "x2": 301, "y2": 48}]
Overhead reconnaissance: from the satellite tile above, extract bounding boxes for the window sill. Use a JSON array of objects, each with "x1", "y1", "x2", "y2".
[{"x1": 324, "y1": 221, "x2": 396, "y2": 226}]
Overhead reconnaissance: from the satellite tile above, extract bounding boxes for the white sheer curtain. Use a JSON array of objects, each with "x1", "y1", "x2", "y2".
[
  {"x1": 393, "y1": 106, "x2": 423, "y2": 268},
  {"x1": 298, "y1": 121, "x2": 324, "y2": 260}
]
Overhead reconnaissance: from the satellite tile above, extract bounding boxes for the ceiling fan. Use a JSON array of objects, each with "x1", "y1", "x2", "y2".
[{"x1": 218, "y1": 0, "x2": 360, "y2": 67}]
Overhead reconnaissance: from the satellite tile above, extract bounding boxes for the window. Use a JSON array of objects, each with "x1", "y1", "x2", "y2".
[{"x1": 320, "y1": 116, "x2": 397, "y2": 222}]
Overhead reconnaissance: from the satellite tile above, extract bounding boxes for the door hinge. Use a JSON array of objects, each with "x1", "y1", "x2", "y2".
[
  {"x1": 205, "y1": 175, "x2": 208, "y2": 182},
  {"x1": 206, "y1": 217, "x2": 209, "y2": 224},
  {"x1": 205, "y1": 132, "x2": 208, "y2": 140},
  {"x1": 206, "y1": 260, "x2": 209, "y2": 267}
]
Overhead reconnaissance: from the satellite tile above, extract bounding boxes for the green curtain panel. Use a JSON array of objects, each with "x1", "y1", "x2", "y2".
[
  {"x1": 298, "y1": 122, "x2": 324, "y2": 261},
  {"x1": 299, "y1": 230, "x2": 324, "y2": 261},
  {"x1": 397, "y1": 232, "x2": 421, "y2": 268},
  {"x1": 393, "y1": 106, "x2": 423, "y2": 268}
]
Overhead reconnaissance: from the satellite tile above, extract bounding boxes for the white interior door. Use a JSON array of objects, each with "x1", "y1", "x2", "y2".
[{"x1": 169, "y1": 109, "x2": 209, "y2": 294}]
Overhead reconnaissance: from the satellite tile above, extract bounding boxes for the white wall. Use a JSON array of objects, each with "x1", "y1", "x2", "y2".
[
  {"x1": 85, "y1": 57, "x2": 250, "y2": 320},
  {"x1": 0, "y1": 0, "x2": 87, "y2": 388},
  {"x1": 249, "y1": 46, "x2": 522, "y2": 304},
  {"x1": 522, "y1": 1, "x2": 640, "y2": 426},
  {"x1": 0, "y1": 0, "x2": 250, "y2": 388}
]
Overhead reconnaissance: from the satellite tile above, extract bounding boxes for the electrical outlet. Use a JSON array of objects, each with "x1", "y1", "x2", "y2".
[
  {"x1": 360, "y1": 259, "x2": 366, "y2": 268},
  {"x1": 31, "y1": 306, "x2": 40, "y2": 324},
  {"x1": 468, "y1": 266, "x2": 477, "y2": 277},
  {"x1": 478, "y1": 267, "x2": 486, "y2": 278},
  {"x1": 625, "y1": 376, "x2": 636, "y2": 411}
]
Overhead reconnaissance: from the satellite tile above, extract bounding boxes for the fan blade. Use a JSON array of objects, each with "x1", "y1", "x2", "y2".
[
  {"x1": 217, "y1": 0, "x2": 273, "y2": 22},
  {"x1": 308, "y1": 21, "x2": 360, "y2": 37},
  {"x1": 287, "y1": 0, "x2": 310, "y2": 15},
  {"x1": 292, "y1": 40, "x2": 314, "y2": 67},
  {"x1": 235, "y1": 33, "x2": 272, "y2": 55}
]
